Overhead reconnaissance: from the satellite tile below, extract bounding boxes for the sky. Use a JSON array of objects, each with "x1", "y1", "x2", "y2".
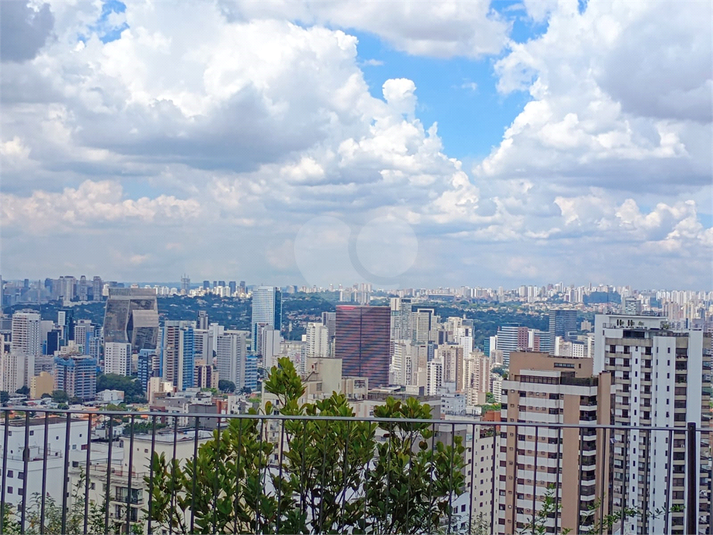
[{"x1": 0, "y1": 0, "x2": 711, "y2": 290}]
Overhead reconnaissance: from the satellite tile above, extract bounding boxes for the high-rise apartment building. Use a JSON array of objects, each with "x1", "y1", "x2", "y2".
[
  {"x1": 548, "y1": 309, "x2": 578, "y2": 349},
  {"x1": 103, "y1": 288, "x2": 159, "y2": 351},
  {"x1": 92, "y1": 276, "x2": 103, "y2": 301},
  {"x1": 260, "y1": 327, "x2": 281, "y2": 370},
  {"x1": 162, "y1": 321, "x2": 196, "y2": 391},
  {"x1": 622, "y1": 296, "x2": 643, "y2": 315},
  {"x1": 390, "y1": 297, "x2": 412, "y2": 341},
  {"x1": 11, "y1": 311, "x2": 41, "y2": 357},
  {"x1": 53, "y1": 355, "x2": 97, "y2": 401},
  {"x1": 594, "y1": 314, "x2": 711, "y2": 535},
  {"x1": 499, "y1": 352, "x2": 612, "y2": 534},
  {"x1": 215, "y1": 330, "x2": 248, "y2": 390},
  {"x1": 335, "y1": 305, "x2": 390, "y2": 386},
  {"x1": 137, "y1": 349, "x2": 155, "y2": 393},
  {"x1": 72, "y1": 319, "x2": 93, "y2": 352},
  {"x1": 496, "y1": 325, "x2": 529, "y2": 368},
  {"x1": 181, "y1": 274, "x2": 190, "y2": 295},
  {"x1": 197, "y1": 311, "x2": 209, "y2": 330},
  {"x1": 251, "y1": 286, "x2": 282, "y2": 352},
  {"x1": 11, "y1": 311, "x2": 41, "y2": 385},
  {"x1": 0, "y1": 353, "x2": 28, "y2": 394},
  {"x1": 306, "y1": 322, "x2": 329, "y2": 359},
  {"x1": 104, "y1": 342, "x2": 132, "y2": 376}
]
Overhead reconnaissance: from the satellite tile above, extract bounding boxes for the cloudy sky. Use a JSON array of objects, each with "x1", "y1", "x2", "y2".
[{"x1": 1, "y1": 0, "x2": 711, "y2": 289}]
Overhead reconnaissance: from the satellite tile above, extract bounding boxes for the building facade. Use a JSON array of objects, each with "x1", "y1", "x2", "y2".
[
  {"x1": 335, "y1": 305, "x2": 391, "y2": 387},
  {"x1": 594, "y1": 314, "x2": 712, "y2": 535},
  {"x1": 498, "y1": 351, "x2": 612, "y2": 534}
]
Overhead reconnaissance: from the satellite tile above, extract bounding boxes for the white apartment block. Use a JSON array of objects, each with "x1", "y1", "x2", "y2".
[
  {"x1": 594, "y1": 314, "x2": 711, "y2": 535},
  {"x1": 104, "y1": 342, "x2": 132, "y2": 376}
]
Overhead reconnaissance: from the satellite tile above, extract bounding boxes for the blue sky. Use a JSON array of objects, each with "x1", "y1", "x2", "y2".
[{"x1": 1, "y1": 0, "x2": 710, "y2": 289}]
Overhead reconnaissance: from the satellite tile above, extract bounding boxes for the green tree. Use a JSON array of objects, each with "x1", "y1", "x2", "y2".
[
  {"x1": 97, "y1": 374, "x2": 146, "y2": 403},
  {"x1": 145, "y1": 357, "x2": 466, "y2": 534},
  {"x1": 218, "y1": 380, "x2": 236, "y2": 393},
  {"x1": 0, "y1": 391, "x2": 9, "y2": 404},
  {"x1": 51, "y1": 390, "x2": 69, "y2": 403},
  {"x1": 15, "y1": 386, "x2": 30, "y2": 396}
]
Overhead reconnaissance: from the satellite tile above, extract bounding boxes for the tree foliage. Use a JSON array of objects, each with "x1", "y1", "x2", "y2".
[
  {"x1": 218, "y1": 380, "x2": 236, "y2": 393},
  {"x1": 97, "y1": 373, "x2": 146, "y2": 403},
  {"x1": 145, "y1": 357, "x2": 466, "y2": 534},
  {"x1": 51, "y1": 390, "x2": 68, "y2": 403}
]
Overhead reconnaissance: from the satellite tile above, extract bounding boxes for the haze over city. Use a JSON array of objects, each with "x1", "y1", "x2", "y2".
[{"x1": 1, "y1": 0, "x2": 711, "y2": 289}]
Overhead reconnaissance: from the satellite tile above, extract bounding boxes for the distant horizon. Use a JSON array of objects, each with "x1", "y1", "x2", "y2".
[{"x1": 1, "y1": 275, "x2": 710, "y2": 294}]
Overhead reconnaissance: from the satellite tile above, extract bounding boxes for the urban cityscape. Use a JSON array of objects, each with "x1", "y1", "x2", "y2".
[
  {"x1": 0, "y1": 275, "x2": 711, "y2": 533},
  {"x1": 1, "y1": 0, "x2": 711, "y2": 534}
]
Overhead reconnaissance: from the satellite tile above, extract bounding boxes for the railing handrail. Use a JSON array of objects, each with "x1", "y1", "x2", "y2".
[{"x1": 0, "y1": 407, "x2": 710, "y2": 432}]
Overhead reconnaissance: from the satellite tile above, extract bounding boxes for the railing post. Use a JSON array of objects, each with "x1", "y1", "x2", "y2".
[{"x1": 686, "y1": 421, "x2": 697, "y2": 535}]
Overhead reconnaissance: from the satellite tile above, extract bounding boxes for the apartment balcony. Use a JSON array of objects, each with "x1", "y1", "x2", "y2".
[{"x1": 0, "y1": 408, "x2": 708, "y2": 535}]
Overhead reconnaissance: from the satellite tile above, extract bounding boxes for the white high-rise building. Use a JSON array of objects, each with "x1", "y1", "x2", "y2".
[
  {"x1": 0, "y1": 353, "x2": 27, "y2": 394},
  {"x1": 260, "y1": 327, "x2": 281, "y2": 370},
  {"x1": 216, "y1": 331, "x2": 248, "y2": 390},
  {"x1": 427, "y1": 355, "x2": 444, "y2": 396},
  {"x1": 594, "y1": 314, "x2": 712, "y2": 535},
  {"x1": 11, "y1": 311, "x2": 41, "y2": 357},
  {"x1": 11, "y1": 311, "x2": 41, "y2": 385},
  {"x1": 305, "y1": 322, "x2": 329, "y2": 359},
  {"x1": 104, "y1": 342, "x2": 132, "y2": 376}
]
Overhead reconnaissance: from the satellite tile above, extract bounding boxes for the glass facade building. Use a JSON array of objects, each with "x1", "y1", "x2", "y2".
[{"x1": 335, "y1": 305, "x2": 391, "y2": 387}]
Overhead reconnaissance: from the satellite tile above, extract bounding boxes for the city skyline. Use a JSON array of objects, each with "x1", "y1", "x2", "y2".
[{"x1": 1, "y1": 1, "x2": 710, "y2": 289}]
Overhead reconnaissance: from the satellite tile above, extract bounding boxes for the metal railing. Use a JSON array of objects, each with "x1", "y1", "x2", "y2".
[{"x1": 0, "y1": 407, "x2": 710, "y2": 535}]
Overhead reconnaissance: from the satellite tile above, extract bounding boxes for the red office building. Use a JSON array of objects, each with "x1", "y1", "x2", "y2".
[{"x1": 335, "y1": 305, "x2": 391, "y2": 387}]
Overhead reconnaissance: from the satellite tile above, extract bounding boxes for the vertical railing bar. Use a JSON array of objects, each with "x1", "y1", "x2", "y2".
[
  {"x1": 643, "y1": 428, "x2": 651, "y2": 534},
  {"x1": 83, "y1": 414, "x2": 92, "y2": 535},
  {"x1": 317, "y1": 419, "x2": 328, "y2": 534},
  {"x1": 125, "y1": 414, "x2": 135, "y2": 535},
  {"x1": 468, "y1": 423, "x2": 477, "y2": 533},
  {"x1": 300, "y1": 419, "x2": 306, "y2": 519},
  {"x1": 447, "y1": 422, "x2": 455, "y2": 535},
  {"x1": 554, "y1": 426, "x2": 562, "y2": 534},
  {"x1": 490, "y1": 426, "x2": 497, "y2": 535},
  {"x1": 256, "y1": 418, "x2": 265, "y2": 534},
  {"x1": 40, "y1": 412, "x2": 49, "y2": 535},
  {"x1": 234, "y1": 419, "x2": 243, "y2": 534},
  {"x1": 665, "y1": 428, "x2": 673, "y2": 535},
  {"x1": 622, "y1": 428, "x2": 629, "y2": 535},
  {"x1": 599, "y1": 426, "x2": 607, "y2": 535},
  {"x1": 511, "y1": 426, "x2": 518, "y2": 532},
  {"x1": 428, "y1": 421, "x2": 436, "y2": 526},
  {"x1": 577, "y1": 426, "x2": 584, "y2": 529},
  {"x1": 386, "y1": 421, "x2": 393, "y2": 534},
  {"x1": 338, "y1": 420, "x2": 350, "y2": 533},
  {"x1": 104, "y1": 415, "x2": 113, "y2": 533},
  {"x1": 190, "y1": 416, "x2": 199, "y2": 534},
  {"x1": 147, "y1": 415, "x2": 157, "y2": 535},
  {"x1": 531, "y1": 425, "x2": 539, "y2": 535},
  {"x1": 20, "y1": 411, "x2": 30, "y2": 534},
  {"x1": 61, "y1": 413, "x2": 71, "y2": 535},
  {"x1": 0, "y1": 411, "x2": 8, "y2": 535},
  {"x1": 169, "y1": 416, "x2": 178, "y2": 535},
  {"x1": 276, "y1": 419, "x2": 286, "y2": 535},
  {"x1": 405, "y1": 421, "x2": 416, "y2": 535},
  {"x1": 212, "y1": 416, "x2": 221, "y2": 535},
  {"x1": 686, "y1": 422, "x2": 697, "y2": 535}
]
